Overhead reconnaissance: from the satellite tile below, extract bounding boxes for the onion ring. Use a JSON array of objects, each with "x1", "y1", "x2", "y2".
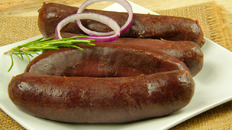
[
  {"x1": 55, "y1": 13, "x2": 120, "y2": 42},
  {"x1": 76, "y1": 0, "x2": 133, "y2": 36}
]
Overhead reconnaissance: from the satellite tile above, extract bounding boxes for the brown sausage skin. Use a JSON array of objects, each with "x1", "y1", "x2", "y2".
[
  {"x1": 93, "y1": 38, "x2": 204, "y2": 77},
  {"x1": 51, "y1": 33, "x2": 203, "y2": 76},
  {"x1": 8, "y1": 47, "x2": 194, "y2": 123},
  {"x1": 38, "y1": 3, "x2": 205, "y2": 47},
  {"x1": 8, "y1": 70, "x2": 194, "y2": 123},
  {"x1": 24, "y1": 47, "x2": 190, "y2": 77}
]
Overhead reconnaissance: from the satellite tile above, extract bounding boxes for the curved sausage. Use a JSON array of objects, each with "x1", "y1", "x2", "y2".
[
  {"x1": 24, "y1": 47, "x2": 190, "y2": 77},
  {"x1": 51, "y1": 33, "x2": 204, "y2": 76},
  {"x1": 93, "y1": 38, "x2": 204, "y2": 76},
  {"x1": 8, "y1": 47, "x2": 195, "y2": 123},
  {"x1": 38, "y1": 2, "x2": 205, "y2": 47},
  {"x1": 9, "y1": 71, "x2": 194, "y2": 123}
]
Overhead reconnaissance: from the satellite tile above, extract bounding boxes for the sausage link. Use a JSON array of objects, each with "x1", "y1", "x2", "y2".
[
  {"x1": 8, "y1": 46, "x2": 194, "y2": 123},
  {"x1": 8, "y1": 70, "x2": 194, "y2": 123},
  {"x1": 24, "y1": 47, "x2": 190, "y2": 77},
  {"x1": 38, "y1": 3, "x2": 205, "y2": 47},
  {"x1": 51, "y1": 32, "x2": 204, "y2": 76},
  {"x1": 95, "y1": 39, "x2": 203, "y2": 76}
]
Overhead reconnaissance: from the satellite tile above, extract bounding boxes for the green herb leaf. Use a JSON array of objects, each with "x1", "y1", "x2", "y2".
[{"x1": 4, "y1": 36, "x2": 95, "y2": 71}]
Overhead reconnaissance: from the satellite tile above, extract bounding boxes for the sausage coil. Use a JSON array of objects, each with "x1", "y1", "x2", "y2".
[{"x1": 8, "y1": 47, "x2": 195, "y2": 123}]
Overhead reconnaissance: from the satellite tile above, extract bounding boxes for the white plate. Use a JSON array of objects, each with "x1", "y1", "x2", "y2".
[{"x1": 1, "y1": 1, "x2": 232, "y2": 130}]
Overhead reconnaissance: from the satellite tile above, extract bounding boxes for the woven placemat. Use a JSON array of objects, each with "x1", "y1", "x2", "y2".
[
  {"x1": 155, "y1": 1, "x2": 232, "y2": 51},
  {"x1": 0, "y1": 1, "x2": 232, "y2": 129}
]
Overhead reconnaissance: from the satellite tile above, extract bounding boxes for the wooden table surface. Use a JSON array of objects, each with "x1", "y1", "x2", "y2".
[{"x1": 1, "y1": 0, "x2": 232, "y2": 129}]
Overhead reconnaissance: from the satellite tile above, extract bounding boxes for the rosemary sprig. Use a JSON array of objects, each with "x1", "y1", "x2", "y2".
[{"x1": 4, "y1": 36, "x2": 95, "y2": 72}]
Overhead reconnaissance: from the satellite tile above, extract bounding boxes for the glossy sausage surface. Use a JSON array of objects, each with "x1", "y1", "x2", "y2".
[
  {"x1": 38, "y1": 3, "x2": 205, "y2": 47},
  {"x1": 9, "y1": 70, "x2": 194, "y2": 123},
  {"x1": 8, "y1": 47, "x2": 195, "y2": 123},
  {"x1": 52, "y1": 32, "x2": 203, "y2": 76},
  {"x1": 25, "y1": 47, "x2": 190, "y2": 77},
  {"x1": 93, "y1": 38, "x2": 204, "y2": 76}
]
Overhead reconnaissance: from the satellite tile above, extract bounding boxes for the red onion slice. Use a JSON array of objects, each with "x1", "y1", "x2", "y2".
[
  {"x1": 55, "y1": 13, "x2": 120, "y2": 42},
  {"x1": 76, "y1": 0, "x2": 133, "y2": 36}
]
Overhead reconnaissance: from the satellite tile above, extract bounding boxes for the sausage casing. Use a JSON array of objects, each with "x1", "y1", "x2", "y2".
[
  {"x1": 8, "y1": 70, "x2": 194, "y2": 123},
  {"x1": 38, "y1": 3, "x2": 205, "y2": 47},
  {"x1": 43, "y1": 32, "x2": 204, "y2": 76},
  {"x1": 8, "y1": 46, "x2": 195, "y2": 123},
  {"x1": 86, "y1": 38, "x2": 203, "y2": 76},
  {"x1": 24, "y1": 47, "x2": 190, "y2": 77},
  {"x1": 53, "y1": 32, "x2": 203, "y2": 76}
]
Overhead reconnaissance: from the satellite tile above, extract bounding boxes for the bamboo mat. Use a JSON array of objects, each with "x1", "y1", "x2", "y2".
[{"x1": 0, "y1": 1, "x2": 232, "y2": 129}]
